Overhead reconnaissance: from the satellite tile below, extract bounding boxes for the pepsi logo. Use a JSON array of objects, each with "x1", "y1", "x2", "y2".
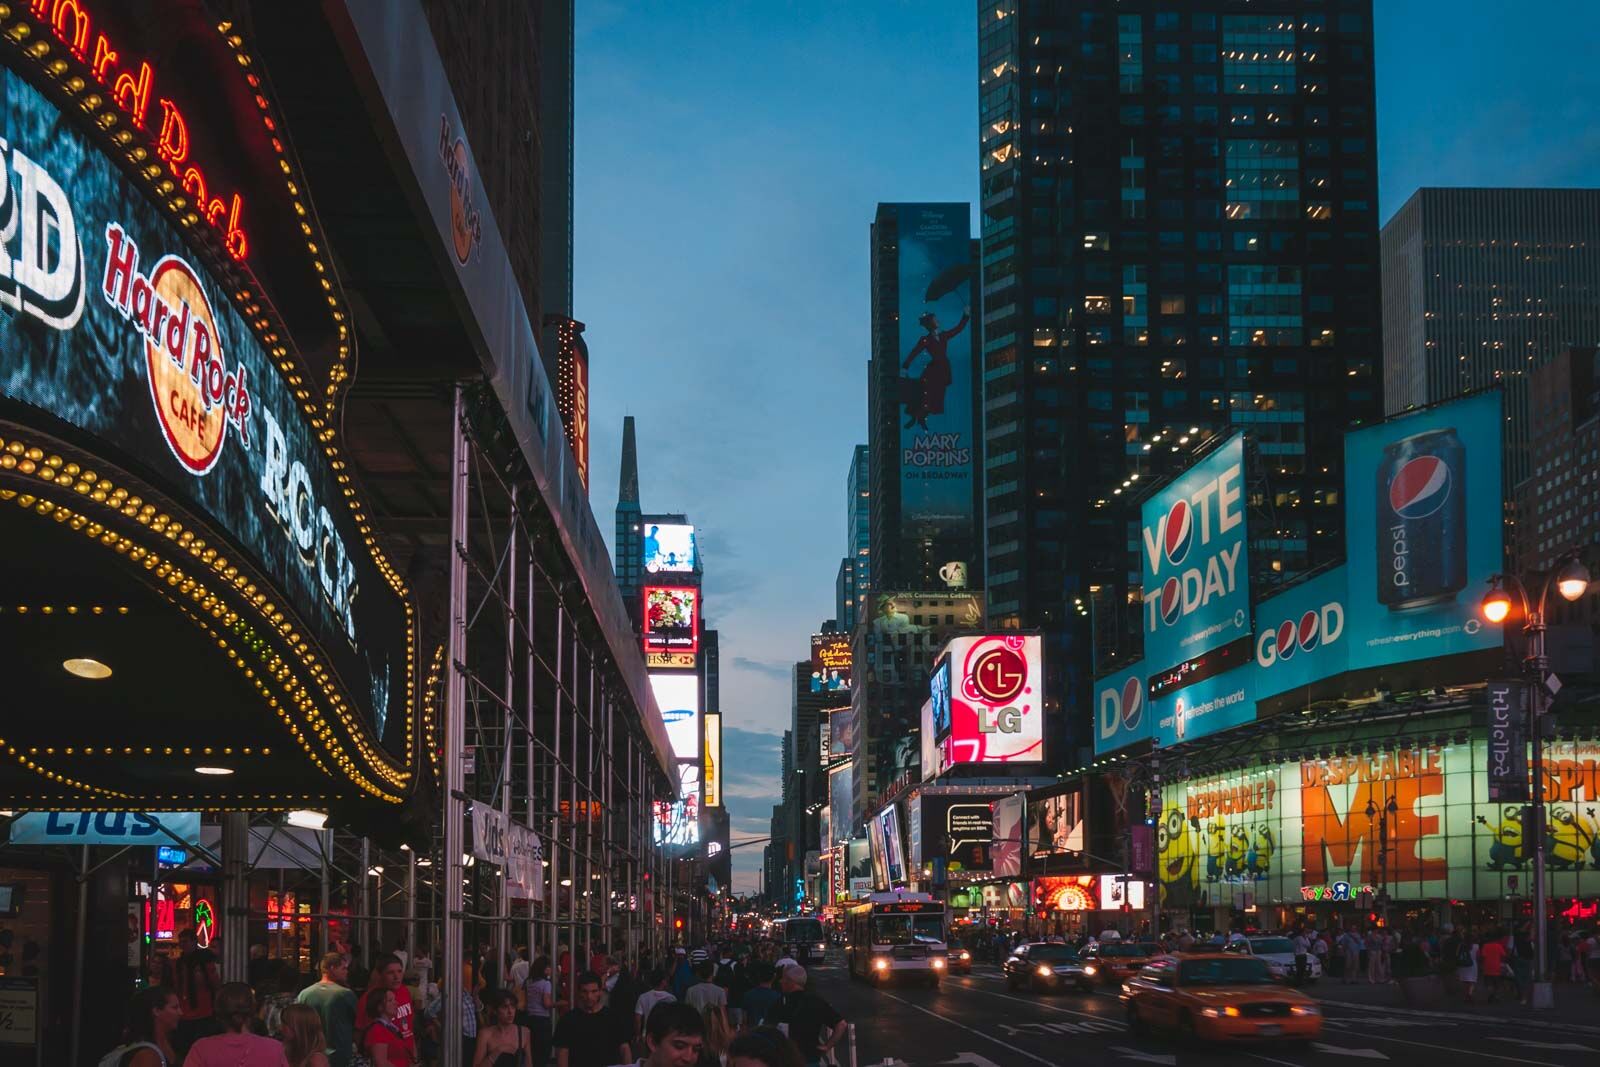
[
  {"x1": 1163, "y1": 499, "x2": 1193, "y2": 564},
  {"x1": 1274, "y1": 619, "x2": 1298, "y2": 661},
  {"x1": 1160, "y1": 577, "x2": 1183, "y2": 625},
  {"x1": 1389, "y1": 455, "x2": 1452, "y2": 519},
  {"x1": 1296, "y1": 609, "x2": 1321, "y2": 651},
  {"x1": 1120, "y1": 677, "x2": 1143, "y2": 730}
]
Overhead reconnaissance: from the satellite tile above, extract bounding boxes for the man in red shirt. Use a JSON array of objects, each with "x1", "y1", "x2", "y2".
[
  {"x1": 1478, "y1": 934, "x2": 1508, "y2": 1003},
  {"x1": 355, "y1": 954, "x2": 416, "y2": 1056}
]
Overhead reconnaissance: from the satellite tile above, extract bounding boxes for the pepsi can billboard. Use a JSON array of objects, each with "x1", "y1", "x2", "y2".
[
  {"x1": 1094, "y1": 662, "x2": 1148, "y2": 757},
  {"x1": 1344, "y1": 392, "x2": 1503, "y2": 672},
  {"x1": 1253, "y1": 567, "x2": 1349, "y2": 701},
  {"x1": 1141, "y1": 435, "x2": 1250, "y2": 675}
]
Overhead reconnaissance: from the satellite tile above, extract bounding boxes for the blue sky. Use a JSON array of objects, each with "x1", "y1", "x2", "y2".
[{"x1": 573, "y1": 1, "x2": 1600, "y2": 894}]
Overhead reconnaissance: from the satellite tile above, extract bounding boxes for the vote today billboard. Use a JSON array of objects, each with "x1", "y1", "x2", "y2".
[{"x1": 1095, "y1": 392, "x2": 1507, "y2": 758}]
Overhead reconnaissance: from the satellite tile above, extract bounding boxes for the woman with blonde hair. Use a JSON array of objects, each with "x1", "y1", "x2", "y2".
[
  {"x1": 280, "y1": 1004, "x2": 331, "y2": 1067},
  {"x1": 700, "y1": 1004, "x2": 732, "y2": 1066}
]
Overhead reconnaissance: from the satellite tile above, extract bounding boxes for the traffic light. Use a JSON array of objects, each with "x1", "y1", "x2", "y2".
[{"x1": 674, "y1": 917, "x2": 685, "y2": 931}]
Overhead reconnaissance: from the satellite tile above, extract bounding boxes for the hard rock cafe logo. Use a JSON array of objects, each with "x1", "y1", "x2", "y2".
[
  {"x1": 437, "y1": 115, "x2": 482, "y2": 266},
  {"x1": 101, "y1": 224, "x2": 252, "y2": 473}
]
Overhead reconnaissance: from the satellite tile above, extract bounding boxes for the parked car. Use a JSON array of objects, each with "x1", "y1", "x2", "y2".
[
  {"x1": 1003, "y1": 942, "x2": 1091, "y2": 994},
  {"x1": 1121, "y1": 954, "x2": 1323, "y2": 1044},
  {"x1": 1081, "y1": 941, "x2": 1163, "y2": 987},
  {"x1": 1223, "y1": 936, "x2": 1323, "y2": 982}
]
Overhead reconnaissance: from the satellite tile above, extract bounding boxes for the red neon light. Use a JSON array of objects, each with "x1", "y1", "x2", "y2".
[{"x1": 29, "y1": 0, "x2": 250, "y2": 260}]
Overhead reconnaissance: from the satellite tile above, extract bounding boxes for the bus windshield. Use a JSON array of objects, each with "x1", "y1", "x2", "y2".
[
  {"x1": 870, "y1": 914, "x2": 945, "y2": 946},
  {"x1": 782, "y1": 919, "x2": 824, "y2": 943}
]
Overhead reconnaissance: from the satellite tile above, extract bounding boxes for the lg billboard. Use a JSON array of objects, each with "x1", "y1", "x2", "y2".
[{"x1": 937, "y1": 635, "x2": 1045, "y2": 767}]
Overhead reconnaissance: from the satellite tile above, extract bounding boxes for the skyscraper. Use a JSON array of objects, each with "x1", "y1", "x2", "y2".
[
  {"x1": 1381, "y1": 188, "x2": 1600, "y2": 489},
  {"x1": 977, "y1": 3, "x2": 1382, "y2": 755},
  {"x1": 614, "y1": 415, "x2": 643, "y2": 607},
  {"x1": 836, "y1": 445, "x2": 871, "y2": 630}
]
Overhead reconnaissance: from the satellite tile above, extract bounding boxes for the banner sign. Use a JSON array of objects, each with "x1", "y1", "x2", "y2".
[
  {"x1": 470, "y1": 804, "x2": 508, "y2": 866},
  {"x1": 9, "y1": 812, "x2": 201, "y2": 847},
  {"x1": 1487, "y1": 679, "x2": 1529, "y2": 803},
  {"x1": 1343, "y1": 391, "x2": 1504, "y2": 671},
  {"x1": 505, "y1": 824, "x2": 544, "y2": 902},
  {"x1": 1141, "y1": 434, "x2": 1249, "y2": 676},
  {"x1": 0, "y1": 70, "x2": 410, "y2": 750}
]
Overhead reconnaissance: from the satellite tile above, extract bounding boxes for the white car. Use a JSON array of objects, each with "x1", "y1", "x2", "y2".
[{"x1": 1224, "y1": 936, "x2": 1323, "y2": 981}]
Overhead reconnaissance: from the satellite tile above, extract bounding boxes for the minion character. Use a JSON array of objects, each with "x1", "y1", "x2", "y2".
[
  {"x1": 1248, "y1": 825, "x2": 1275, "y2": 879},
  {"x1": 1226, "y1": 825, "x2": 1250, "y2": 879},
  {"x1": 1588, "y1": 808, "x2": 1600, "y2": 868},
  {"x1": 1476, "y1": 806, "x2": 1527, "y2": 870},
  {"x1": 1157, "y1": 808, "x2": 1198, "y2": 907},
  {"x1": 1547, "y1": 806, "x2": 1593, "y2": 872},
  {"x1": 1204, "y1": 820, "x2": 1227, "y2": 883}
]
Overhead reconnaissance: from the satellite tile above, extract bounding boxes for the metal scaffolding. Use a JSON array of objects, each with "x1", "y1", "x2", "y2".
[{"x1": 438, "y1": 383, "x2": 671, "y2": 1066}]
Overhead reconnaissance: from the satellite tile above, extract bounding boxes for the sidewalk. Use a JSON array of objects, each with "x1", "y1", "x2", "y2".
[{"x1": 1312, "y1": 975, "x2": 1600, "y2": 1029}]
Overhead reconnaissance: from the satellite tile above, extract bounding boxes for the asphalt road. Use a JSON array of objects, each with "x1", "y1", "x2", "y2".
[{"x1": 803, "y1": 959, "x2": 1600, "y2": 1066}]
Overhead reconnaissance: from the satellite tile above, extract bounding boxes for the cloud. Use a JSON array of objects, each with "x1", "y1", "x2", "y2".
[{"x1": 730, "y1": 657, "x2": 793, "y2": 683}]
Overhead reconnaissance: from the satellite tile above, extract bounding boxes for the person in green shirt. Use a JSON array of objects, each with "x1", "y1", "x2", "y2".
[{"x1": 296, "y1": 952, "x2": 357, "y2": 1067}]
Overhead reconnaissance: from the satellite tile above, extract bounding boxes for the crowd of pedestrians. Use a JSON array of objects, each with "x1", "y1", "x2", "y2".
[{"x1": 103, "y1": 936, "x2": 841, "y2": 1067}]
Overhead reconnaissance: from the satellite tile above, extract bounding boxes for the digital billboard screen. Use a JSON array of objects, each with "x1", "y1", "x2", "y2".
[
  {"x1": 647, "y1": 673, "x2": 701, "y2": 762},
  {"x1": 919, "y1": 699, "x2": 940, "y2": 783},
  {"x1": 642, "y1": 522, "x2": 696, "y2": 574},
  {"x1": 929, "y1": 655, "x2": 953, "y2": 741},
  {"x1": 919, "y1": 794, "x2": 1000, "y2": 871},
  {"x1": 653, "y1": 765, "x2": 701, "y2": 848},
  {"x1": 1027, "y1": 789, "x2": 1084, "y2": 858},
  {"x1": 990, "y1": 794, "x2": 1025, "y2": 879},
  {"x1": 829, "y1": 761, "x2": 853, "y2": 847},
  {"x1": 940, "y1": 635, "x2": 1045, "y2": 766},
  {"x1": 847, "y1": 836, "x2": 872, "y2": 897},
  {"x1": 1342, "y1": 391, "x2": 1503, "y2": 672},
  {"x1": 873, "y1": 803, "x2": 905, "y2": 885},
  {"x1": 703, "y1": 714, "x2": 722, "y2": 808},
  {"x1": 866, "y1": 811, "x2": 888, "y2": 889},
  {"x1": 1141, "y1": 434, "x2": 1249, "y2": 676},
  {"x1": 810, "y1": 634, "x2": 853, "y2": 692},
  {"x1": 895, "y1": 204, "x2": 975, "y2": 537},
  {"x1": 643, "y1": 586, "x2": 700, "y2": 653}
]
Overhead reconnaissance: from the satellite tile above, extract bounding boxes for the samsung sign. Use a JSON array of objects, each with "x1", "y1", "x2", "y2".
[
  {"x1": 0, "y1": 71, "x2": 409, "y2": 749},
  {"x1": 1141, "y1": 435, "x2": 1249, "y2": 676}
]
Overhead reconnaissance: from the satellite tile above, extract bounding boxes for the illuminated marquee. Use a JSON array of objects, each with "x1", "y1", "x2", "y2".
[{"x1": 23, "y1": 0, "x2": 250, "y2": 259}]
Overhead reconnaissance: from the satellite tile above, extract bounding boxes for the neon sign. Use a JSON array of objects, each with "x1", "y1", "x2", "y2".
[
  {"x1": 193, "y1": 897, "x2": 216, "y2": 947},
  {"x1": 1298, "y1": 881, "x2": 1375, "y2": 902},
  {"x1": 26, "y1": 0, "x2": 251, "y2": 260}
]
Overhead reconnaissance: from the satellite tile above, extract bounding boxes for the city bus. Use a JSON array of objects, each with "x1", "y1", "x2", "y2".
[
  {"x1": 844, "y1": 891, "x2": 948, "y2": 986},
  {"x1": 771, "y1": 915, "x2": 828, "y2": 964}
]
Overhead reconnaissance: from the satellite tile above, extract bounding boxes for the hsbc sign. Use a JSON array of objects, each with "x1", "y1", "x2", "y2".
[{"x1": 1141, "y1": 435, "x2": 1250, "y2": 675}]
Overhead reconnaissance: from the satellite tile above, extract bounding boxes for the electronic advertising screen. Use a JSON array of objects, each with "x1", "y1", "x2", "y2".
[
  {"x1": 703, "y1": 714, "x2": 722, "y2": 808},
  {"x1": 1027, "y1": 789, "x2": 1084, "y2": 858},
  {"x1": 919, "y1": 699, "x2": 940, "y2": 783},
  {"x1": 847, "y1": 836, "x2": 873, "y2": 897},
  {"x1": 1342, "y1": 391, "x2": 1504, "y2": 673},
  {"x1": 920, "y1": 794, "x2": 999, "y2": 871},
  {"x1": 940, "y1": 635, "x2": 1045, "y2": 766},
  {"x1": 810, "y1": 634, "x2": 853, "y2": 692},
  {"x1": 867, "y1": 811, "x2": 889, "y2": 890},
  {"x1": 647, "y1": 672, "x2": 701, "y2": 762},
  {"x1": 829, "y1": 761, "x2": 853, "y2": 847},
  {"x1": 894, "y1": 204, "x2": 976, "y2": 538},
  {"x1": 1140, "y1": 434, "x2": 1250, "y2": 677},
  {"x1": 990, "y1": 794, "x2": 1026, "y2": 879},
  {"x1": 642, "y1": 522, "x2": 696, "y2": 574},
  {"x1": 880, "y1": 804, "x2": 906, "y2": 884},
  {"x1": 929, "y1": 654, "x2": 953, "y2": 742},
  {"x1": 643, "y1": 586, "x2": 700, "y2": 654}
]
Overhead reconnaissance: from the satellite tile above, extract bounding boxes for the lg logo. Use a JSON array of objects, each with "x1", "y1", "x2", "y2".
[{"x1": 1256, "y1": 602, "x2": 1344, "y2": 668}]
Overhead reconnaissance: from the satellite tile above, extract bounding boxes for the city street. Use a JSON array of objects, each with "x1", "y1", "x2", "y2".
[{"x1": 805, "y1": 959, "x2": 1600, "y2": 1066}]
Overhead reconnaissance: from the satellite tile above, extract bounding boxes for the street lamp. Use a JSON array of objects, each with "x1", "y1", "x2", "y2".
[{"x1": 1479, "y1": 551, "x2": 1591, "y2": 1010}]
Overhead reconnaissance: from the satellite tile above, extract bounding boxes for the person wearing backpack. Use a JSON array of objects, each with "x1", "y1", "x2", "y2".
[{"x1": 103, "y1": 986, "x2": 181, "y2": 1067}]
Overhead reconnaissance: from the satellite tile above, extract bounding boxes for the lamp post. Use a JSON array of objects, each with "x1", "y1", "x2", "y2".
[{"x1": 1480, "y1": 552, "x2": 1591, "y2": 1011}]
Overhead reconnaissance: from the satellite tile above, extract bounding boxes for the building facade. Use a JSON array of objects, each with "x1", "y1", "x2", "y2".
[
  {"x1": 977, "y1": 3, "x2": 1383, "y2": 756},
  {"x1": 837, "y1": 444, "x2": 872, "y2": 631},
  {"x1": 1381, "y1": 188, "x2": 1600, "y2": 490}
]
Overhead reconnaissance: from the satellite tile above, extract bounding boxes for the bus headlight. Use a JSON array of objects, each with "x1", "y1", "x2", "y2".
[
  {"x1": 872, "y1": 958, "x2": 889, "y2": 971},
  {"x1": 932, "y1": 957, "x2": 946, "y2": 969}
]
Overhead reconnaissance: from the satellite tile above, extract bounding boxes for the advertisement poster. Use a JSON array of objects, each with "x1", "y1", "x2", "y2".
[
  {"x1": 876, "y1": 804, "x2": 906, "y2": 885},
  {"x1": 1253, "y1": 566, "x2": 1349, "y2": 701},
  {"x1": 704, "y1": 714, "x2": 722, "y2": 808},
  {"x1": 643, "y1": 587, "x2": 699, "y2": 652},
  {"x1": 919, "y1": 699, "x2": 939, "y2": 784},
  {"x1": 810, "y1": 634, "x2": 853, "y2": 692},
  {"x1": 1094, "y1": 662, "x2": 1149, "y2": 757},
  {"x1": 919, "y1": 794, "x2": 999, "y2": 871},
  {"x1": 0, "y1": 71, "x2": 409, "y2": 748},
  {"x1": 941, "y1": 635, "x2": 1045, "y2": 765},
  {"x1": 991, "y1": 794, "x2": 1025, "y2": 878},
  {"x1": 895, "y1": 204, "x2": 975, "y2": 535},
  {"x1": 1141, "y1": 435, "x2": 1250, "y2": 676},
  {"x1": 866, "y1": 812, "x2": 888, "y2": 890},
  {"x1": 1343, "y1": 391, "x2": 1503, "y2": 671},
  {"x1": 1155, "y1": 739, "x2": 1600, "y2": 909},
  {"x1": 829, "y1": 761, "x2": 854, "y2": 847},
  {"x1": 930, "y1": 655, "x2": 953, "y2": 741},
  {"x1": 642, "y1": 522, "x2": 696, "y2": 574},
  {"x1": 1149, "y1": 667, "x2": 1254, "y2": 749},
  {"x1": 1027, "y1": 789, "x2": 1085, "y2": 858},
  {"x1": 847, "y1": 836, "x2": 873, "y2": 898},
  {"x1": 646, "y1": 673, "x2": 701, "y2": 762}
]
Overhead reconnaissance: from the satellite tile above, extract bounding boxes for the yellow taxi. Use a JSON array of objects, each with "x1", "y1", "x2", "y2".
[{"x1": 1120, "y1": 953, "x2": 1323, "y2": 1044}]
